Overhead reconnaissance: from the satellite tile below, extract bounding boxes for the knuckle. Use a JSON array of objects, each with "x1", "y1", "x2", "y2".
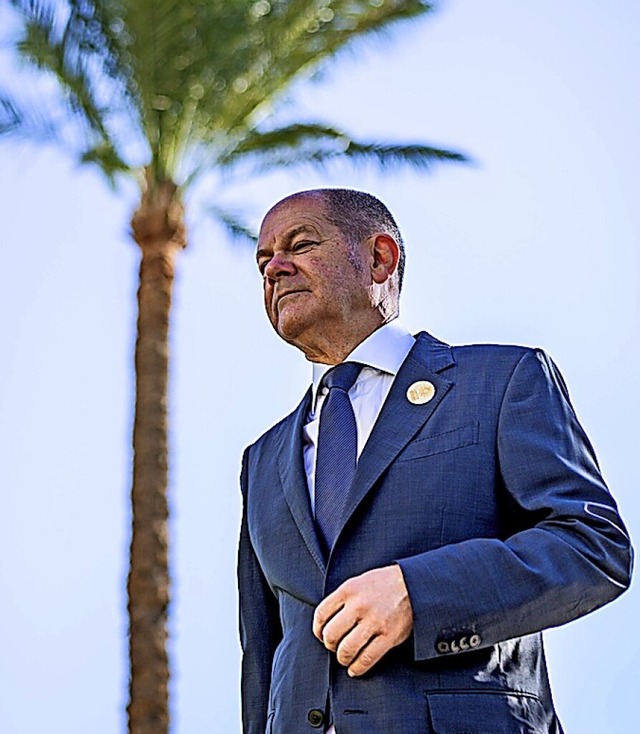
[
  {"x1": 364, "y1": 614, "x2": 382, "y2": 634},
  {"x1": 377, "y1": 618, "x2": 391, "y2": 635},
  {"x1": 353, "y1": 595, "x2": 370, "y2": 614},
  {"x1": 342, "y1": 578, "x2": 358, "y2": 595},
  {"x1": 323, "y1": 633, "x2": 336, "y2": 650},
  {"x1": 336, "y1": 646, "x2": 352, "y2": 665}
]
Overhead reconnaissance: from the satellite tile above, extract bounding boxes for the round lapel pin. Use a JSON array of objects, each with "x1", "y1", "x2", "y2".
[{"x1": 407, "y1": 380, "x2": 436, "y2": 405}]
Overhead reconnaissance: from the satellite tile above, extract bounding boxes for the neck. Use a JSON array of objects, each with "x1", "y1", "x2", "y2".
[{"x1": 298, "y1": 316, "x2": 388, "y2": 365}]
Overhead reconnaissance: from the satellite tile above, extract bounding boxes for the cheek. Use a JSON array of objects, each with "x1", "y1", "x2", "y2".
[{"x1": 263, "y1": 284, "x2": 275, "y2": 319}]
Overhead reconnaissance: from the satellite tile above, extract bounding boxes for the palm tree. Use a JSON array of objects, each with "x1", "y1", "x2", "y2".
[{"x1": 0, "y1": 1, "x2": 466, "y2": 732}]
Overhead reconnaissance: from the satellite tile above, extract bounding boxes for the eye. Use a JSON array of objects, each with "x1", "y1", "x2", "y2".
[
  {"x1": 291, "y1": 239, "x2": 318, "y2": 252},
  {"x1": 257, "y1": 239, "x2": 322, "y2": 276}
]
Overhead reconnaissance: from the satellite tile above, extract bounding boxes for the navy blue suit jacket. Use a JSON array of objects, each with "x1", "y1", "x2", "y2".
[{"x1": 238, "y1": 332, "x2": 632, "y2": 734}]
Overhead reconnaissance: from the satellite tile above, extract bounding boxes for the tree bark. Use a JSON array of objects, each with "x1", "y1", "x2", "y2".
[{"x1": 127, "y1": 178, "x2": 185, "y2": 734}]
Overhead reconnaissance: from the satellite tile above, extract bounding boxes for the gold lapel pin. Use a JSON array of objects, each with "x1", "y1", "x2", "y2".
[{"x1": 407, "y1": 380, "x2": 436, "y2": 405}]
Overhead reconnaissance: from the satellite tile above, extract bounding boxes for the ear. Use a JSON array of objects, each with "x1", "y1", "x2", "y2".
[{"x1": 369, "y1": 234, "x2": 399, "y2": 284}]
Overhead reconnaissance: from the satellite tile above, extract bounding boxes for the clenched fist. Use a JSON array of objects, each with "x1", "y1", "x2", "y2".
[{"x1": 312, "y1": 564, "x2": 413, "y2": 677}]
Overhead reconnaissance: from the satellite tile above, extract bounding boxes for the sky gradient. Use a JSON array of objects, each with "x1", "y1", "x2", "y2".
[{"x1": 1, "y1": 1, "x2": 638, "y2": 732}]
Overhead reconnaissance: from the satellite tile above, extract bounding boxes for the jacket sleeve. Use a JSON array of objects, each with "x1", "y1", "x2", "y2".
[
  {"x1": 238, "y1": 447, "x2": 283, "y2": 734},
  {"x1": 397, "y1": 348, "x2": 633, "y2": 661}
]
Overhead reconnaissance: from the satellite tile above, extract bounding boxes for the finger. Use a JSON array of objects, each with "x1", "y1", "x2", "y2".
[
  {"x1": 335, "y1": 623, "x2": 375, "y2": 667},
  {"x1": 314, "y1": 573, "x2": 367, "y2": 641},
  {"x1": 321, "y1": 611, "x2": 358, "y2": 653},
  {"x1": 313, "y1": 595, "x2": 345, "y2": 641},
  {"x1": 347, "y1": 634, "x2": 390, "y2": 678}
]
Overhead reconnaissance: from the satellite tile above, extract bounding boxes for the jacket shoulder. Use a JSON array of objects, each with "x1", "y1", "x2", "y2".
[
  {"x1": 450, "y1": 342, "x2": 540, "y2": 370},
  {"x1": 413, "y1": 331, "x2": 541, "y2": 371}
]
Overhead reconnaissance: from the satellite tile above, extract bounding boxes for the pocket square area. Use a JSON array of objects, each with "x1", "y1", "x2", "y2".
[{"x1": 397, "y1": 422, "x2": 479, "y2": 462}]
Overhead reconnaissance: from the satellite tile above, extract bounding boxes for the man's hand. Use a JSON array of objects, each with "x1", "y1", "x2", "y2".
[{"x1": 312, "y1": 564, "x2": 413, "y2": 677}]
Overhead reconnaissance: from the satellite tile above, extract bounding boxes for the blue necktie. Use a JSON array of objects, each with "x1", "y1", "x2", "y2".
[{"x1": 314, "y1": 362, "x2": 362, "y2": 555}]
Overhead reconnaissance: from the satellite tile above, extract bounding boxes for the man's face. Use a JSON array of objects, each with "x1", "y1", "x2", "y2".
[{"x1": 256, "y1": 195, "x2": 373, "y2": 359}]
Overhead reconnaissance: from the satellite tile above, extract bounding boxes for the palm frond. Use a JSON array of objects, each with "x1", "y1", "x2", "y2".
[
  {"x1": 206, "y1": 202, "x2": 257, "y2": 245},
  {"x1": 210, "y1": 1, "x2": 437, "y2": 136},
  {"x1": 109, "y1": 1, "x2": 440, "y2": 178},
  {"x1": 8, "y1": 0, "x2": 139, "y2": 176},
  {"x1": 3, "y1": 1, "x2": 465, "y2": 190},
  {"x1": 81, "y1": 141, "x2": 133, "y2": 183},
  {"x1": 218, "y1": 123, "x2": 351, "y2": 163},
  {"x1": 0, "y1": 97, "x2": 23, "y2": 135},
  {"x1": 0, "y1": 91, "x2": 61, "y2": 141},
  {"x1": 217, "y1": 121, "x2": 469, "y2": 175},
  {"x1": 339, "y1": 140, "x2": 469, "y2": 169}
]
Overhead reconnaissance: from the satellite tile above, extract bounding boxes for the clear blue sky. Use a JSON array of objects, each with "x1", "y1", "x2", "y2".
[{"x1": 0, "y1": 1, "x2": 638, "y2": 732}]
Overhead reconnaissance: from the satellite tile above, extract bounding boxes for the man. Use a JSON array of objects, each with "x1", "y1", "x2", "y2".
[{"x1": 238, "y1": 188, "x2": 632, "y2": 734}]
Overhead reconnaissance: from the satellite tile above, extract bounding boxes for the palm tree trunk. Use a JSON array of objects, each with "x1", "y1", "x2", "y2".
[{"x1": 127, "y1": 178, "x2": 185, "y2": 734}]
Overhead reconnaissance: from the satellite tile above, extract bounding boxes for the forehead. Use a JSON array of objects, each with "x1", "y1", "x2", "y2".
[{"x1": 258, "y1": 195, "x2": 333, "y2": 244}]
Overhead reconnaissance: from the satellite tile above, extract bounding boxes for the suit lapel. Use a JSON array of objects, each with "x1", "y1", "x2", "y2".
[
  {"x1": 337, "y1": 332, "x2": 455, "y2": 542},
  {"x1": 272, "y1": 332, "x2": 455, "y2": 572},
  {"x1": 275, "y1": 389, "x2": 326, "y2": 572}
]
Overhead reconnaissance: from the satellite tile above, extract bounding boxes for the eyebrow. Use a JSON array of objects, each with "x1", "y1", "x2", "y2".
[{"x1": 255, "y1": 224, "x2": 319, "y2": 264}]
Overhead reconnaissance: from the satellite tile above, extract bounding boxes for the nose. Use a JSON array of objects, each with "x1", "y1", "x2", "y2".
[{"x1": 264, "y1": 251, "x2": 296, "y2": 281}]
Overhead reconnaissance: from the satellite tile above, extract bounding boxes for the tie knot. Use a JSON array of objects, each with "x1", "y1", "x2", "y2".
[{"x1": 322, "y1": 362, "x2": 361, "y2": 393}]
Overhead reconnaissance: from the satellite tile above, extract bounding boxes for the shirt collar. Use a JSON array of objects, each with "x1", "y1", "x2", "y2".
[{"x1": 310, "y1": 319, "x2": 415, "y2": 404}]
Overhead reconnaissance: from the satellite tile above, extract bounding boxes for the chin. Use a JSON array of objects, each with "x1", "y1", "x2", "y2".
[
  {"x1": 274, "y1": 313, "x2": 315, "y2": 347},
  {"x1": 276, "y1": 321, "x2": 303, "y2": 343},
  {"x1": 274, "y1": 306, "x2": 309, "y2": 338}
]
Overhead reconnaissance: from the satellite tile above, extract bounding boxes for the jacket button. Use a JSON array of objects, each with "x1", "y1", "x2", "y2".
[{"x1": 307, "y1": 709, "x2": 324, "y2": 728}]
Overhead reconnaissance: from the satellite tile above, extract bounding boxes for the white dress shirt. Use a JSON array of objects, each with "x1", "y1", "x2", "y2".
[
  {"x1": 303, "y1": 319, "x2": 415, "y2": 507},
  {"x1": 302, "y1": 319, "x2": 415, "y2": 732}
]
